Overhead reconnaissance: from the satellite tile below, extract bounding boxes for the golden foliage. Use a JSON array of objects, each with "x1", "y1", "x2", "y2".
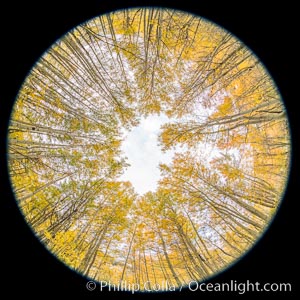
[{"x1": 7, "y1": 8, "x2": 290, "y2": 291}]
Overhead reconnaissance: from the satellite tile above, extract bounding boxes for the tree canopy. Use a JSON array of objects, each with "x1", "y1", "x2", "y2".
[{"x1": 7, "y1": 8, "x2": 290, "y2": 291}]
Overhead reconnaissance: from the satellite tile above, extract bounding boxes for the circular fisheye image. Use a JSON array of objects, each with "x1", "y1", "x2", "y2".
[{"x1": 7, "y1": 7, "x2": 290, "y2": 292}]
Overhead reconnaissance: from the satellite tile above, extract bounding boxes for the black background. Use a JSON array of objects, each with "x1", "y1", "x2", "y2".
[{"x1": 0, "y1": 0, "x2": 298, "y2": 298}]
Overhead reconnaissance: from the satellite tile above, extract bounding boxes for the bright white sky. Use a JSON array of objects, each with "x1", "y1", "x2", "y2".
[
  {"x1": 119, "y1": 114, "x2": 176, "y2": 195},
  {"x1": 118, "y1": 110, "x2": 247, "y2": 196}
]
